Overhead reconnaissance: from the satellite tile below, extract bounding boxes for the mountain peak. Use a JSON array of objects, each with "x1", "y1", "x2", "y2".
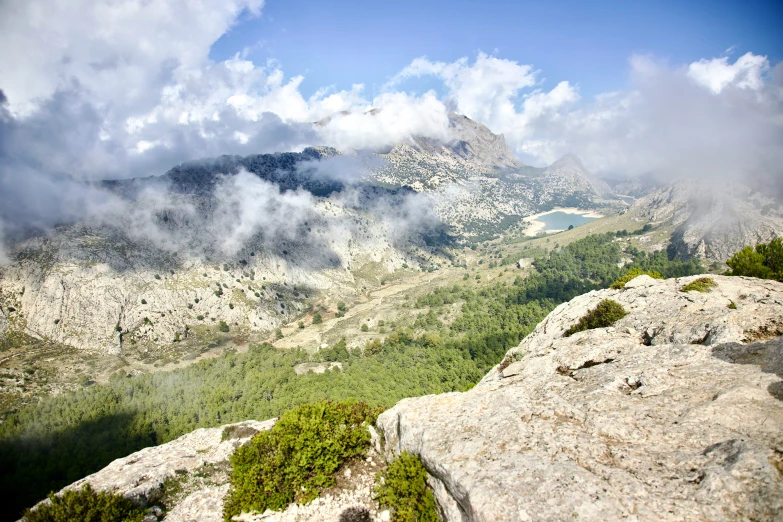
[{"x1": 552, "y1": 153, "x2": 585, "y2": 169}]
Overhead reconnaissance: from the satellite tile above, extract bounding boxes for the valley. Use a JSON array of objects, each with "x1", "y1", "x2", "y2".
[{"x1": 0, "y1": 114, "x2": 780, "y2": 521}]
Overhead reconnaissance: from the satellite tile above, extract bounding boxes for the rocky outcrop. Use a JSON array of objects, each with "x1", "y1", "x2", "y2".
[
  {"x1": 26, "y1": 419, "x2": 275, "y2": 522},
  {"x1": 31, "y1": 418, "x2": 390, "y2": 522},
  {"x1": 377, "y1": 275, "x2": 783, "y2": 521}
]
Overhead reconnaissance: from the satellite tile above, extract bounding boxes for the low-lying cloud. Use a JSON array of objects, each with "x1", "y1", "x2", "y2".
[{"x1": 1, "y1": 0, "x2": 781, "y2": 259}]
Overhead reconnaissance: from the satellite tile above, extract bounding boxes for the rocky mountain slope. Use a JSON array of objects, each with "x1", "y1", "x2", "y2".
[
  {"x1": 0, "y1": 114, "x2": 613, "y2": 354},
  {"x1": 35, "y1": 274, "x2": 783, "y2": 521},
  {"x1": 379, "y1": 274, "x2": 783, "y2": 520},
  {"x1": 633, "y1": 181, "x2": 783, "y2": 261}
]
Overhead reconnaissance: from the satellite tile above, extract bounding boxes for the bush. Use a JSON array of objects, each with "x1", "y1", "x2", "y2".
[
  {"x1": 196, "y1": 315, "x2": 204, "y2": 321},
  {"x1": 140, "y1": 299, "x2": 147, "y2": 305},
  {"x1": 360, "y1": 324, "x2": 369, "y2": 332},
  {"x1": 312, "y1": 312, "x2": 323, "y2": 325},
  {"x1": 223, "y1": 401, "x2": 379, "y2": 520},
  {"x1": 374, "y1": 452, "x2": 439, "y2": 522},
  {"x1": 22, "y1": 484, "x2": 144, "y2": 522},
  {"x1": 680, "y1": 277, "x2": 717, "y2": 293},
  {"x1": 610, "y1": 268, "x2": 663, "y2": 289},
  {"x1": 564, "y1": 299, "x2": 628, "y2": 337},
  {"x1": 337, "y1": 302, "x2": 348, "y2": 313},
  {"x1": 275, "y1": 328, "x2": 284, "y2": 340},
  {"x1": 218, "y1": 321, "x2": 230, "y2": 333},
  {"x1": 726, "y1": 238, "x2": 783, "y2": 281}
]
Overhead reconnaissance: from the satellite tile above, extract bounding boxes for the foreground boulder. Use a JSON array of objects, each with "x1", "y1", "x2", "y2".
[{"x1": 377, "y1": 275, "x2": 783, "y2": 521}]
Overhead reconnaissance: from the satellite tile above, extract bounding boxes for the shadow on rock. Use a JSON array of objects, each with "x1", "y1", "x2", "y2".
[
  {"x1": 711, "y1": 337, "x2": 783, "y2": 401},
  {"x1": 0, "y1": 410, "x2": 154, "y2": 521}
]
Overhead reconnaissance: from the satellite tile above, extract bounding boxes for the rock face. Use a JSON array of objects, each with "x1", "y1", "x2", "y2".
[{"x1": 377, "y1": 275, "x2": 783, "y2": 521}]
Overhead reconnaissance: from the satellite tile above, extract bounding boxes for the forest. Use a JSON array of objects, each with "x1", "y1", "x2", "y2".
[{"x1": 0, "y1": 233, "x2": 703, "y2": 519}]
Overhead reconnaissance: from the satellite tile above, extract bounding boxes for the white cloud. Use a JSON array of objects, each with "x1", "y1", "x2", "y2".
[
  {"x1": 389, "y1": 53, "x2": 579, "y2": 155},
  {"x1": 687, "y1": 52, "x2": 769, "y2": 93},
  {"x1": 0, "y1": 0, "x2": 780, "y2": 251},
  {"x1": 519, "y1": 54, "x2": 783, "y2": 186}
]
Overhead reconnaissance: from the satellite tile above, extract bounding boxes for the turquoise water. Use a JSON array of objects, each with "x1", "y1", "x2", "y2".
[{"x1": 539, "y1": 211, "x2": 597, "y2": 231}]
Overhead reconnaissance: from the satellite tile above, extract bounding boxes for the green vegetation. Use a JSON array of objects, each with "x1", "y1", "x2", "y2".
[
  {"x1": 22, "y1": 484, "x2": 144, "y2": 522},
  {"x1": 610, "y1": 267, "x2": 663, "y2": 289},
  {"x1": 680, "y1": 277, "x2": 717, "y2": 293},
  {"x1": 223, "y1": 401, "x2": 378, "y2": 519},
  {"x1": 563, "y1": 299, "x2": 629, "y2": 337},
  {"x1": 374, "y1": 452, "x2": 439, "y2": 522},
  {"x1": 312, "y1": 312, "x2": 323, "y2": 325},
  {"x1": 0, "y1": 233, "x2": 701, "y2": 519},
  {"x1": 728, "y1": 300, "x2": 737, "y2": 310},
  {"x1": 726, "y1": 238, "x2": 783, "y2": 281},
  {"x1": 360, "y1": 323, "x2": 369, "y2": 332}
]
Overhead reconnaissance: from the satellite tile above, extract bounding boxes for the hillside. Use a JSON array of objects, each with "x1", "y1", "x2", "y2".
[{"x1": 25, "y1": 274, "x2": 783, "y2": 521}]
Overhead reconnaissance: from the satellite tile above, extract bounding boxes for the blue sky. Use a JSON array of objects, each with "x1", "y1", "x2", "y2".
[{"x1": 211, "y1": 0, "x2": 783, "y2": 99}]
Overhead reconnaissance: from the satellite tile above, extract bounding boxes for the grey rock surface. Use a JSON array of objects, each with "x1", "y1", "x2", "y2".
[{"x1": 377, "y1": 275, "x2": 783, "y2": 521}]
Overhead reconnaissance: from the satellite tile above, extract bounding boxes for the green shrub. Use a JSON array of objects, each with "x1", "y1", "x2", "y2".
[
  {"x1": 610, "y1": 268, "x2": 662, "y2": 289},
  {"x1": 374, "y1": 452, "x2": 439, "y2": 522},
  {"x1": 680, "y1": 277, "x2": 717, "y2": 293},
  {"x1": 197, "y1": 315, "x2": 204, "y2": 321},
  {"x1": 564, "y1": 299, "x2": 628, "y2": 337},
  {"x1": 140, "y1": 299, "x2": 147, "y2": 305},
  {"x1": 726, "y1": 238, "x2": 783, "y2": 281},
  {"x1": 223, "y1": 401, "x2": 379, "y2": 520},
  {"x1": 275, "y1": 328, "x2": 284, "y2": 340},
  {"x1": 22, "y1": 484, "x2": 144, "y2": 522},
  {"x1": 218, "y1": 321, "x2": 230, "y2": 333},
  {"x1": 312, "y1": 312, "x2": 323, "y2": 325},
  {"x1": 728, "y1": 300, "x2": 737, "y2": 310},
  {"x1": 337, "y1": 302, "x2": 347, "y2": 312},
  {"x1": 360, "y1": 324, "x2": 369, "y2": 332}
]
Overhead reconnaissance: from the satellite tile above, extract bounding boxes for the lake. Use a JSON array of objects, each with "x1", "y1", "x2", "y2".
[{"x1": 538, "y1": 211, "x2": 597, "y2": 231}]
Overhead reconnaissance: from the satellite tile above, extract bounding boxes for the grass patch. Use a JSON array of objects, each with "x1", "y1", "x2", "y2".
[
  {"x1": 374, "y1": 452, "x2": 439, "y2": 522},
  {"x1": 564, "y1": 299, "x2": 628, "y2": 337},
  {"x1": 223, "y1": 400, "x2": 380, "y2": 520},
  {"x1": 22, "y1": 483, "x2": 144, "y2": 522},
  {"x1": 680, "y1": 277, "x2": 717, "y2": 293}
]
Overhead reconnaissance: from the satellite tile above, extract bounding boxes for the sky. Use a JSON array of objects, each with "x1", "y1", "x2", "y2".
[
  {"x1": 0, "y1": 0, "x2": 781, "y2": 245},
  {"x1": 211, "y1": 0, "x2": 783, "y2": 100}
]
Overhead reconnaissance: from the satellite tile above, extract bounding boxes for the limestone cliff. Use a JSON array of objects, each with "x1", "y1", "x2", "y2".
[{"x1": 377, "y1": 274, "x2": 783, "y2": 521}]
